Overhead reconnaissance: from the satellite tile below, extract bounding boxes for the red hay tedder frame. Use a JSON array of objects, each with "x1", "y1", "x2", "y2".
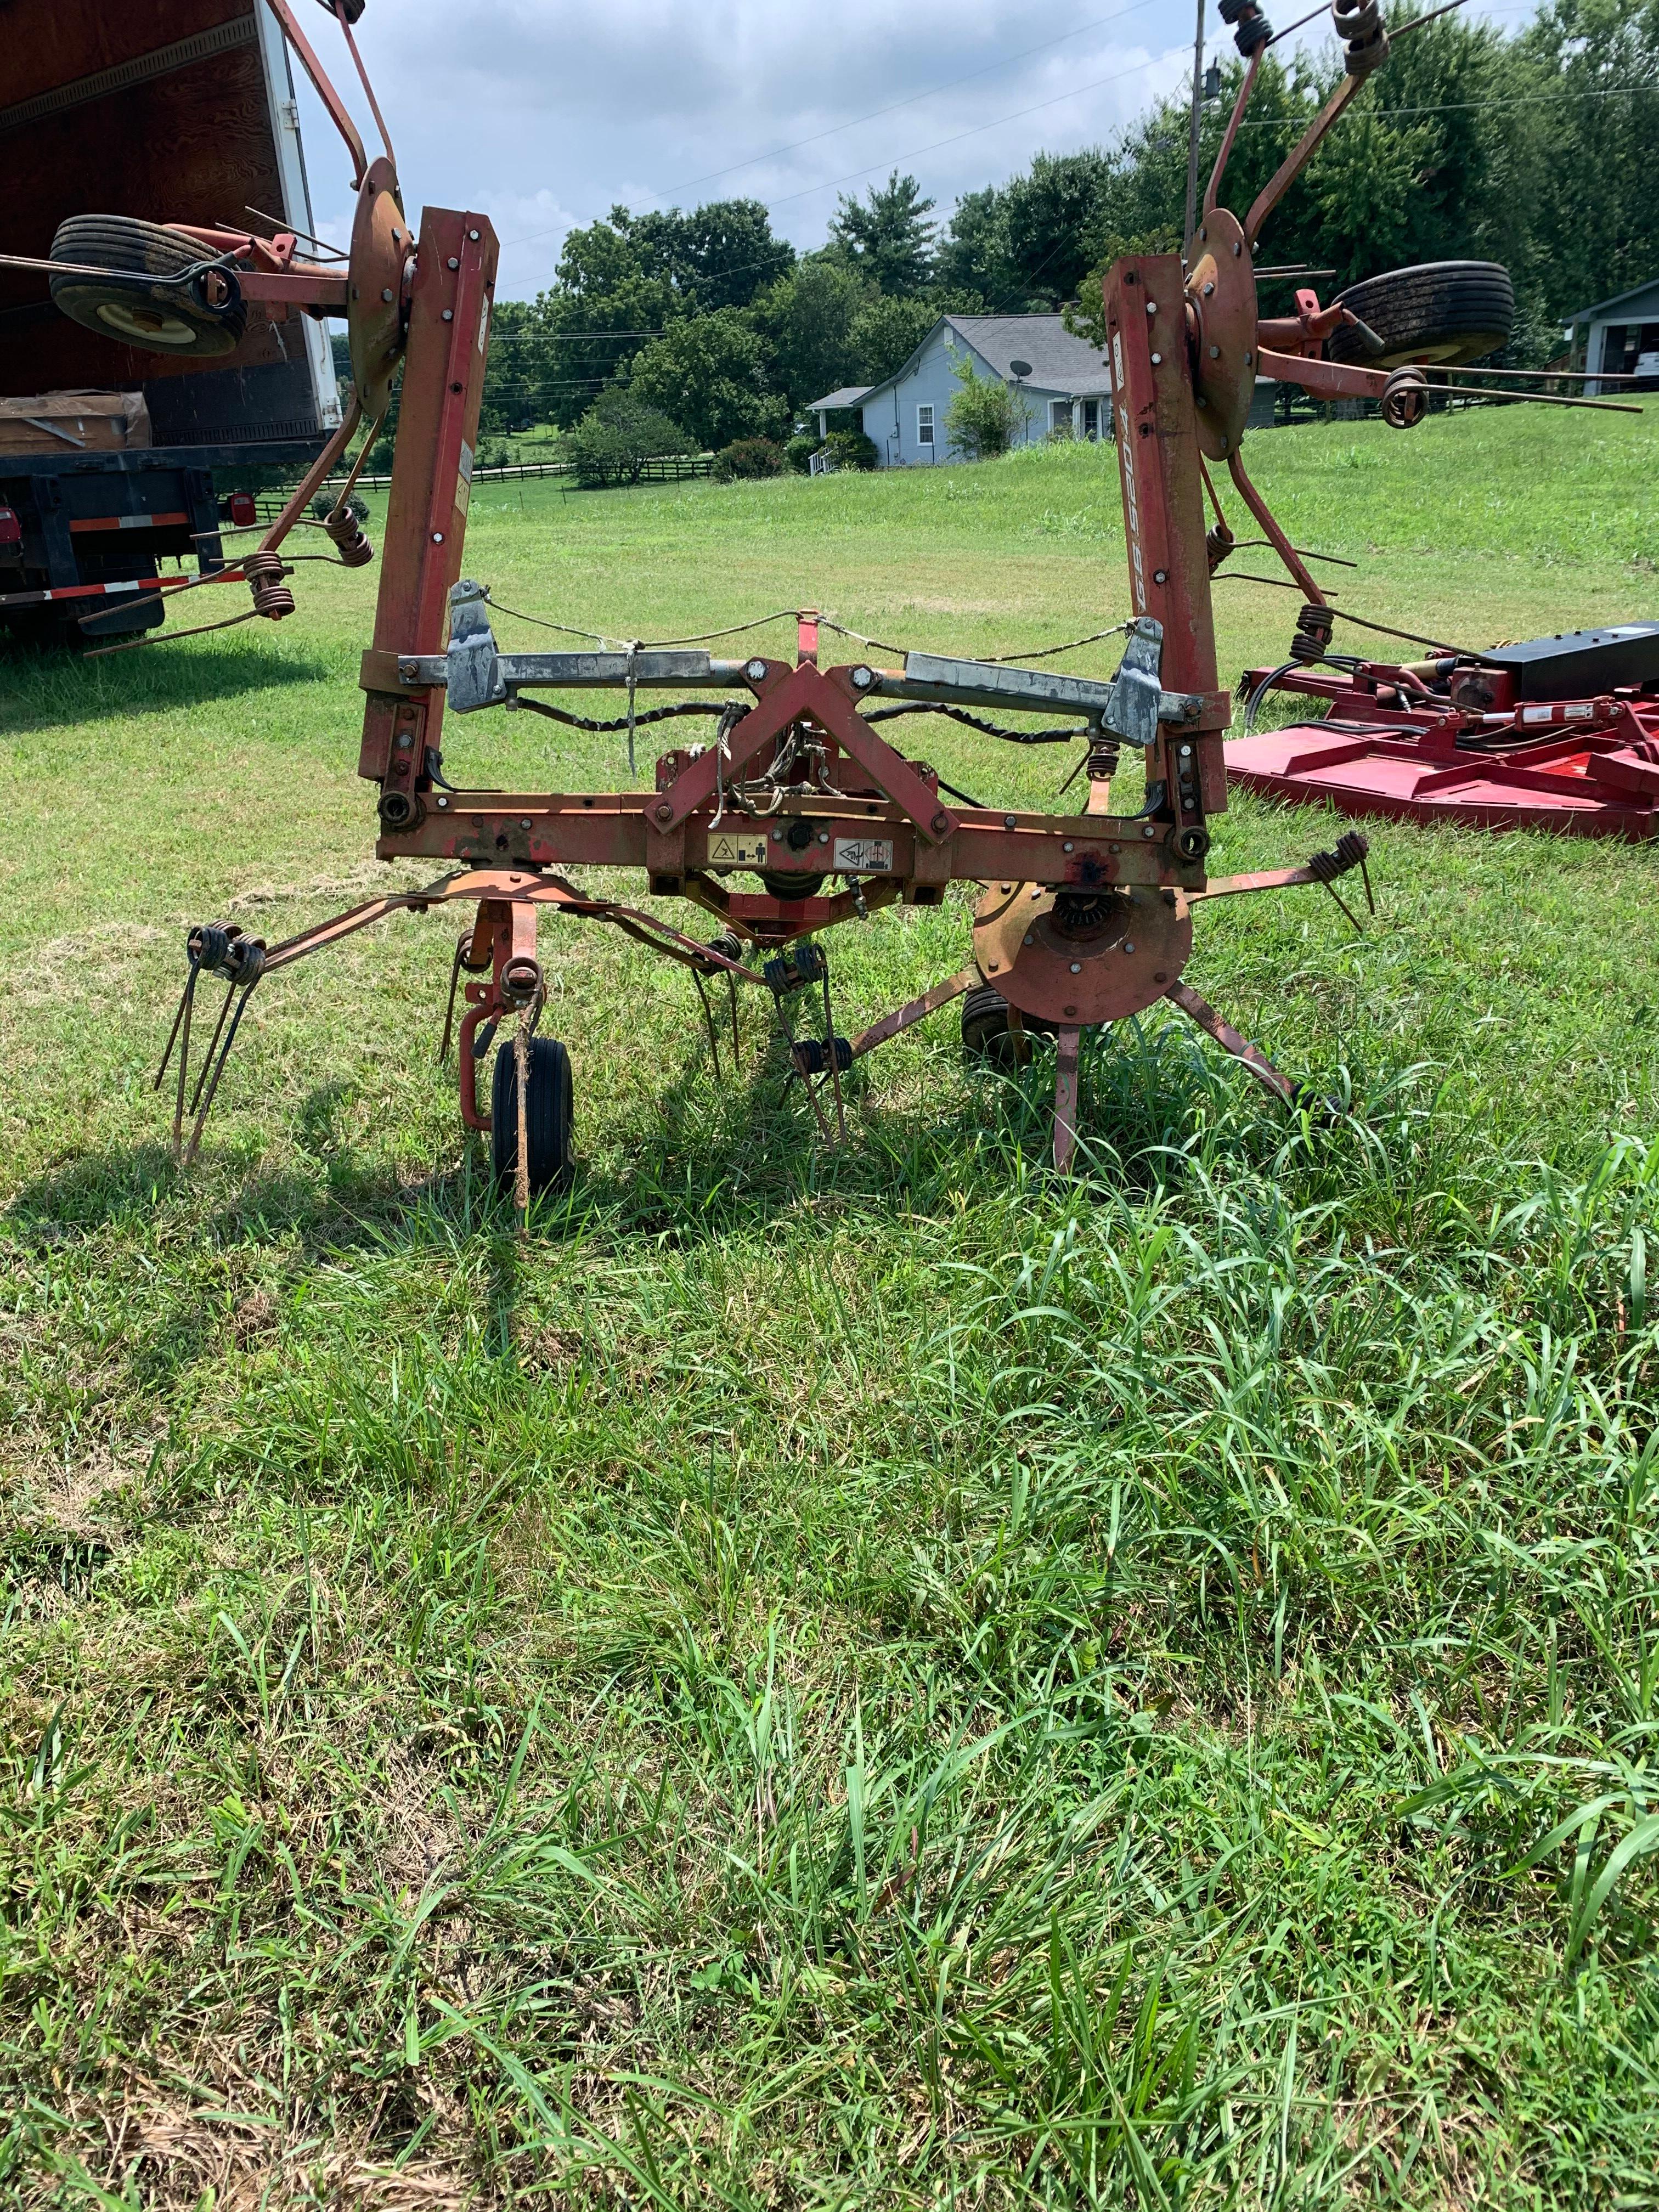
[{"x1": 26, "y1": 0, "x2": 1649, "y2": 1193}]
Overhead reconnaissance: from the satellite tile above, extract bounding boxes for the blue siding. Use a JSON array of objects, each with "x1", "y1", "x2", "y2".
[{"x1": 859, "y1": 327, "x2": 1071, "y2": 467}]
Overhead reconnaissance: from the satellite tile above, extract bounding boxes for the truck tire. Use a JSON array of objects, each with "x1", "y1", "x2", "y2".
[
  {"x1": 1327, "y1": 260, "x2": 1513, "y2": 369},
  {"x1": 49, "y1": 216, "x2": 248, "y2": 358}
]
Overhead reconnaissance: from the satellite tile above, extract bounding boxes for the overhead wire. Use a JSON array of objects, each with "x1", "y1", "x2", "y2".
[
  {"x1": 505, "y1": 0, "x2": 1172, "y2": 246},
  {"x1": 502, "y1": 0, "x2": 1610, "y2": 263}
]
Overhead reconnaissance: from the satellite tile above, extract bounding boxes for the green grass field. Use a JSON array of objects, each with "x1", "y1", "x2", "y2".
[{"x1": 4, "y1": 408, "x2": 1659, "y2": 2208}]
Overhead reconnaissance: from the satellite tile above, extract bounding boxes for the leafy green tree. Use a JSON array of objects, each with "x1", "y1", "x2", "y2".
[
  {"x1": 1062, "y1": 225, "x2": 1180, "y2": 351},
  {"x1": 625, "y1": 200, "x2": 795, "y2": 311},
  {"x1": 847, "y1": 292, "x2": 940, "y2": 385},
  {"x1": 831, "y1": 172, "x2": 938, "y2": 294},
  {"x1": 944, "y1": 356, "x2": 1030, "y2": 460},
  {"x1": 565, "y1": 390, "x2": 692, "y2": 488},
  {"x1": 520, "y1": 199, "x2": 794, "y2": 428},
  {"x1": 935, "y1": 187, "x2": 1019, "y2": 308},
  {"x1": 1000, "y1": 151, "x2": 1119, "y2": 307},
  {"x1": 627, "y1": 309, "x2": 786, "y2": 449},
  {"x1": 751, "y1": 257, "x2": 870, "y2": 411},
  {"x1": 1513, "y1": 0, "x2": 1659, "y2": 320}
]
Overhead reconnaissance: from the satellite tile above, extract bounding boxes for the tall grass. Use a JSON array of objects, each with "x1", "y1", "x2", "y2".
[{"x1": 4, "y1": 413, "x2": 1659, "y2": 2204}]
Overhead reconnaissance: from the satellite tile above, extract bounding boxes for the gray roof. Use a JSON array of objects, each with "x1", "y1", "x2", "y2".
[
  {"x1": 1566, "y1": 275, "x2": 1659, "y2": 324},
  {"x1": 945, "y1": 315, "x2": 1114, "y2": 396},
  {"x1": 859, "y1": 313, "x2": 1114, "y2": 402},
  {"x1": 804, "y1": 385, "x2": 872, "y2": 411}
]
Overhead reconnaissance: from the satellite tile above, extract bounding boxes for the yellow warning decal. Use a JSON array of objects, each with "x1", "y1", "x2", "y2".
[{"x1": 708, "y1": 833, "x2": 771, "y2": 866}]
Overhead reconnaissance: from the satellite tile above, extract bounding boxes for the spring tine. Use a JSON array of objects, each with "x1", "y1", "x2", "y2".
[
  {"x1": 1322, "y1": 879, "x2": 1363, "y2": 935},
  {"x1": 727, "y1": 971, "x2": 741, "y2": 1071},
  {"x1": 169, "y1": 966, "x2": 200, "y2": 1158},
  {"x1": 1359, "y1": 854, "x2": 1376, "y2": 915},
  {"x1": 154, "y1": 960, "x2": 199, "y2": 1091},
  {"x1": 438, "y1": 932, "x2": 470, "y2": 1062},
  {"x1": 188, "y1": 978, "x2": 239, "y2": 1117},
  {"x1": 820, "y1": 958, "x2": 847, "y2": 1145},
  {"x1": 772, "y1": 987, "x2": 832, "y2": 1143},
  {"x1": 183, "y1": 980, "x2": 259, "y2": 1167},
  {"x1": 692, "y1": 968, "x2": 723, "y2": 1085}
]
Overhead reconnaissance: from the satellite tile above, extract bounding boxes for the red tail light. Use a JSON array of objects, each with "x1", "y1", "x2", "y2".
[
  {"x1": 0, "y1": 505, "x2": 21, "y2": 548},
  {"x1": 226, "y1": 491, "x2": 257, "y2": 527}
]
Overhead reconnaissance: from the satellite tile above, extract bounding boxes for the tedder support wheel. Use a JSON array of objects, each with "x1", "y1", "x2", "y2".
[
  {"x1": 492, "y1": 1035, "x2": 574, "y2": 1197},
  {"x1": 1327, "y1": 259, "x2": 1513, "y2": 369},
  {"x1": 50, "y1": 215, "x2": 249, "y2": 356},
  {"x1": 962, "y1": 984, "x2": 1060, "y2": 1071}
]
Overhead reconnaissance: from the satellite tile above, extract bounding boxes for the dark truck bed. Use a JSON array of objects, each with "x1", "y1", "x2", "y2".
[{"x1": 0, "y1": 0, "x2": 336, "y2": 641}]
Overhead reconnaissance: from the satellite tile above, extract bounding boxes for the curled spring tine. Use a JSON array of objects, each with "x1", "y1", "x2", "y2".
[
  {"x1": 155, "y1": 957, "x2": 200, "y2": 1092},
  {"x1": 183, "y1": 978, "x2": 260, "y2": 1168},
  {"x1": 162, "y1": 960, "x2": 202, "y2": 1158},
  {"x1": 692, "y1": 968, "x2": 723, "y2": 1086},
  {"x1": 438, "y1": 931, "x2": 470, "y2": 1063},
  {"x1": 820, "y1": 957, "x2": 847, "y2": 1146},
  {"x1": 1322, "y1": 879, "x2": 1364, "y2": 935},
  {"x1": 188, "y1": 977, "x2": 240, "y2": 1119}
]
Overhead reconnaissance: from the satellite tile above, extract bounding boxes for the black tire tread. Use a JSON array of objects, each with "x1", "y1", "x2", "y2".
[
  {"x1": 492, "y1": 1034, "x2": 574, "y2": 1198},
  {"x1": 49, "y1": 214, "x2": 249, "y2": 356},
  {"x1": 53, "y1": 215, "x2": 210, "y2": 282},
  {"x1": 1327, "y1": 259, "x2": 1513, "y2": 368},
  {"x1": 962, "y1": 983, "x2": 1059, "y2": 1066}
]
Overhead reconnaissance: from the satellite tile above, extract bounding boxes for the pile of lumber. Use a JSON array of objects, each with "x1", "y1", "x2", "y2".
[{"x1": 0, "y1": 390, "x2": 150, "y2": 455}]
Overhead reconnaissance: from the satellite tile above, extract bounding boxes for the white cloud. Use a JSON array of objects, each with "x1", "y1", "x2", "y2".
[
  {"x1": 284, "y1": 0, "x2": 1536, "y2": 298},
  {"x1": 286, "y1": 0, "x2": 1205, "y2": 296}
]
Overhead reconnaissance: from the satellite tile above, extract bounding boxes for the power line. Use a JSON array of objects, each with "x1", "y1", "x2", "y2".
[
  {"x1": 504, "y1": 0, "x2": 1169, "y2": 248},
  {"x1": 501, "y1": 0, "x2": 1546, "y2": 259},
  {"x1": 485, "y1": 330, "x2": 667, "y2": 343},
  {"x1": 757, "y1": 50, "x2": 1197, "y2": 212},
  {"x1": 493, "y1": 12, "x2": 1652, "y2": 307},
  {"x1": 1234, "y1": 75, "x2": 1659, "y2": 127}
]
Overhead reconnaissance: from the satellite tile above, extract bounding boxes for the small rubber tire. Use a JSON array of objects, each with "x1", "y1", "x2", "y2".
[
  {"x1": 1327, "y1": 259, "x2": 1513, "y2": 369},
  {"x1": 962, "y1": 984, "x2": 1058, "y2": 1071},
  {"x1": 492, "y1": 1034, "x2": 574, "y2": 1198},
  {"x1": 50, "y1": 215, "x2": 249, "y2": 357}
]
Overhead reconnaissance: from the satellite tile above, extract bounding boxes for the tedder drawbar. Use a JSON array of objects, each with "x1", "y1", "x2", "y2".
[{"x1": 30, "y1": 0, "x2": 1646, "y2": 1197}]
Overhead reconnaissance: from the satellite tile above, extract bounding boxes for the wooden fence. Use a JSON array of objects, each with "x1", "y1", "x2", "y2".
[{"x1": 253, "y1": 450, "x2": 714, "y2": 520}]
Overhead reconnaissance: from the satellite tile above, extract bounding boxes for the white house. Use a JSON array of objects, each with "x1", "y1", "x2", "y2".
[
  {"x1": 1564, "y1": 277, "x2": 1659, "y2": 393},
  {"x1": 808, "y1": 313, "x2": 1114, "y2": 467}
]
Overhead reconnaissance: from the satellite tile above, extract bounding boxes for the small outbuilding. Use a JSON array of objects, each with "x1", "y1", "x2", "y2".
[{"x1": 1564, "y1": 278, "x2": 1659, "y2": 392}]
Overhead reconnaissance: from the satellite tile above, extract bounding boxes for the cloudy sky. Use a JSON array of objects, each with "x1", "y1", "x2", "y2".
[{"x1": 290, "y1": 0, "x2": 1534, "y2": 301}]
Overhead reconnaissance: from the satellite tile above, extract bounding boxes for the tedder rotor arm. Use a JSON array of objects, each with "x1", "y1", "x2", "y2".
[
  {"x1": 1243, "y1": 71, "x2": 1366, "y2": 244},
  {"x1": 1203, "y1": 45, "x2": 1263, "y2": 219},
  {"x1": 1205, "y1": 0, "x2": 1392, "y2": 242}
]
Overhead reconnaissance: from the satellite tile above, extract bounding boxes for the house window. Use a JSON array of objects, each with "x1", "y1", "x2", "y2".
[
  {"x1": 1050, "y1": 398, "x2": 1073, "y2": 436},
  {"x1": 917, "y1": 404, "x2": 934, "y2": 448},
  {"x1": 1081, "y1": 399, "x2": 1100, "y2": 441}
]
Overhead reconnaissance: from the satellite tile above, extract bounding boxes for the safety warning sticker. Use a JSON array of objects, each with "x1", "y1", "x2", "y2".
[
  {"x1": 832, "y1": 836, "x2": 895, "y2": 873},
  {"x1": 708, "y1": 832, "x2": 771, "y2": 866}
]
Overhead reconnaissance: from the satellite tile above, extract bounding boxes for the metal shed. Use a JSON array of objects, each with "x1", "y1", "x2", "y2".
[{"x1": 1565, "y1": 277, "x2": 1659, "y2": 393}]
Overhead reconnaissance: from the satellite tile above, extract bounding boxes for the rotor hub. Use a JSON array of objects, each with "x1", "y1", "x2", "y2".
[{"x1": 972, "y1": 881, "x2": 1192, "y2": 1025}]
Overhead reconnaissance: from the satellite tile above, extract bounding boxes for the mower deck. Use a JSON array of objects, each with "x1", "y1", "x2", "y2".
[{"x1": 1227, "y1": 656, "x2": 1659, "y2": 838}]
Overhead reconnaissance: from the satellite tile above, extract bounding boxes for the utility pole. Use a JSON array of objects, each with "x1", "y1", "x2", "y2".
[{"x1": 1184, "y1": 0, "x2": 1206, "y2": 245}]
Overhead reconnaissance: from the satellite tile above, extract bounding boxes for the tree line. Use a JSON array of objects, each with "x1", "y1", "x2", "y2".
[{"x1": 478, "y1": 0, "x2": 1659, "y2": 456}]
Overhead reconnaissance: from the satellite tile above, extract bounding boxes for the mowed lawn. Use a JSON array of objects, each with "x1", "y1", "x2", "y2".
[{"x1": 3, "y1": 408, "x2": 1659, "y2": 2208}]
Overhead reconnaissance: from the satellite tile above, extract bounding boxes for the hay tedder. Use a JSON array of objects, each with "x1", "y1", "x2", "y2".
[{"x1": 29, "y1": 0, "x2": 1651, "y2": 1193}]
